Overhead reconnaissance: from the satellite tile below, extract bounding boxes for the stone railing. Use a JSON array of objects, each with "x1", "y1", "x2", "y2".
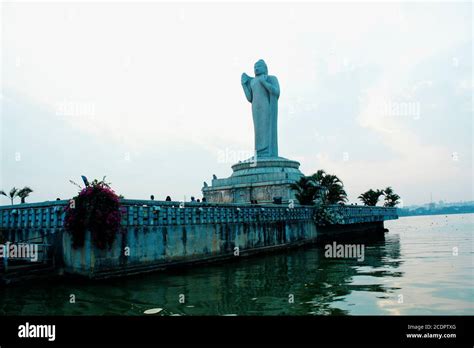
[
  {"x1": 325, "y1": 204, "x2": 398, "y2": 224},
  {"x1": 0, "y1": 199, "x2": 313, "y2": 230},
  {"x1": 0, "y1": 200, "x2": 397, "y2": 230},
  {"x1": 0, "y1": 200, "x2": 68, "y2": 232},
  {"x1": 119, "y1": 199, "x2": 312, "y2": 226}
]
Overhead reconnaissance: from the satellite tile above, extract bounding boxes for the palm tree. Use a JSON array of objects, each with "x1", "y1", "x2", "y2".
[
  {"x1": 310, "y1": 169, "x2": 327, "y2": 183},
  {"x1": 18, "y1": 186, "x2": 33, "y2": 204},
  {"x1": 0, "y1": 187, "x2": 19, "y2": 205},
  {"x1": 290, "y1": 170, "x2": 348, "y2": 206},
  {"x1": 323, "y1": 174, "x2": 348, "y2": 204},
  {"x1": 358, "y1": 189, "x2": 384, "y2": 206},
  {"x1": 310, "y1": 170, "x2": 348, "y2": 205},
  {"x1": 290, "y1": 176, "x2": 317, "y2": 205},
  {"x1": 0, "y1": 186, "x2": 33, "y2": 205},
  {"x1": 383, "y1": 186, "x2": 400, "y2": 207}
]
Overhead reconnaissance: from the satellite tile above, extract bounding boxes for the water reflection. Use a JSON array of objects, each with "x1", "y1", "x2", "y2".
[{"x1": 0, "y1": 232, "x2": 403, "y2": 316}]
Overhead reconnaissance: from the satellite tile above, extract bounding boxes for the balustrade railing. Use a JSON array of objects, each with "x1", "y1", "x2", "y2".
[{"x1": 0, "y1": 200, "x2": 397, "y2": 229}]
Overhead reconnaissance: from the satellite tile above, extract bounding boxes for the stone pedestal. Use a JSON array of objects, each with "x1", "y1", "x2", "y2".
[{"x1": 202, "y1": 157, "x2": 304, "y2": 204}]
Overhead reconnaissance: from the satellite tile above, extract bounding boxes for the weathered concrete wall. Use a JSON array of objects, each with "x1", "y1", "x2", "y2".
[{"x1": 63, "y1": 219, "x2": 317, "y2": 279}]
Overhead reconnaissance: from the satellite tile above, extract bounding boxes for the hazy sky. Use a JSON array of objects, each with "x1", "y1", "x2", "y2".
[{"x1": 1, "y1": 1, "x2": 472, "y2": 206}]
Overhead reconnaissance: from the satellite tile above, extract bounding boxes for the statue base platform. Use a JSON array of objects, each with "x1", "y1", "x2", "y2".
[{"x1": 202, "y1": 157, "x2": 304, "y2": 204}]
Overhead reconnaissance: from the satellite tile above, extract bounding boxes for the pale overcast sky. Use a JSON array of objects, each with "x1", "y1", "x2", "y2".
[{"x1": 1, "y1": 1, "x2": 472, "y2": 206}]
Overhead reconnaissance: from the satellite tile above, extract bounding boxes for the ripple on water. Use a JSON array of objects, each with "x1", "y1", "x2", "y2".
[{"x1": 0, "y1": 214, "x2": 472, "y2": 315}]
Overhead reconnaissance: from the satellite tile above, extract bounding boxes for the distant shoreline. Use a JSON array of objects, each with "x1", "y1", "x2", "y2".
[{"x1": 398, "y1": 210, "x2": 474, "y2": 218}]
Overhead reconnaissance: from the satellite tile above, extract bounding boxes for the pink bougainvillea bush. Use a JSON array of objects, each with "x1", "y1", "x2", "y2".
[{"x1": 65, "y1": 178, "x2": 123, "y2": 250}]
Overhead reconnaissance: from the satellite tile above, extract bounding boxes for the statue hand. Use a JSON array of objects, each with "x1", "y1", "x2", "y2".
[
  {"x1": 241, "y1": 73, "x2": 250, "y2": 85},
  {"x1": 259, "y1": 75, "x2": 268, "y2": 84}
]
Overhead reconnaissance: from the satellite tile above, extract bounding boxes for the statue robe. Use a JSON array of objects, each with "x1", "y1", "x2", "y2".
[{"x1": 246, "y1": 75, "x2": 280, "y2": 158}]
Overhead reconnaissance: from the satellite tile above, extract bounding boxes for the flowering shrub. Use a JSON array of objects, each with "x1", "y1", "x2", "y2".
[
  {"x1": 64, "y1": 178, "x2": 122, "y2": 249},
  {"x1": 313, "y1": 205, "x2": 344, "y2": 226}
]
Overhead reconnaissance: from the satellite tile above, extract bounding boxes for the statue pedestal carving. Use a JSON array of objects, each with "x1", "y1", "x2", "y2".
[{"x1": 202, "y1": 157, "x2": 303, "y2": 204}]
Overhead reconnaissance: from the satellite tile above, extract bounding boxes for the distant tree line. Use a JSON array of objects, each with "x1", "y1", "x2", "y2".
[{"x1": 398, "y1": 205, "x2": 474, "y2": 217}]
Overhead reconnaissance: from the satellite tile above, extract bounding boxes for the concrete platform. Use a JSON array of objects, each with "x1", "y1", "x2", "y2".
[{"x1": 202, "y1": 157, "x2": 304, "y2": 204}]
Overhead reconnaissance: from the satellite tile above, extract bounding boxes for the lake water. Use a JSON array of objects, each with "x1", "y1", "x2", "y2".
[{"x1": 0, "y1": 213, "x2": 472, "y2": 315}]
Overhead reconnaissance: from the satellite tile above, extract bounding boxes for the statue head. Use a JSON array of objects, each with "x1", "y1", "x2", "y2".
[{"x1": 254, "y1": 59, "x2": 268, "y2": 76}]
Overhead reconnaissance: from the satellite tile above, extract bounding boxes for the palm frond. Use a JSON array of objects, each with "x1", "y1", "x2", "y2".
[{"x1": 18, "y1": 186, "x2": 33, "y2": 198}]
